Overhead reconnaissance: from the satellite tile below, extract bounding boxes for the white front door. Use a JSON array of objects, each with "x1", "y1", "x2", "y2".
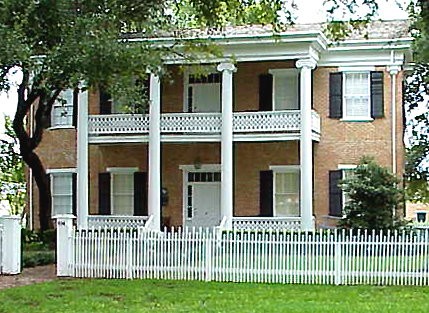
[{"x1": 186, "y1": 183, "x2": 221, "y2": 228}]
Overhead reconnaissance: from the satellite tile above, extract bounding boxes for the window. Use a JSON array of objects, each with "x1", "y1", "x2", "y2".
[
  {"x1": 50, "y1": 170, "x2": 75, "y2": 215},
  {"x1": 329, "y1": 69, "x2": 384, "y2": 120},
  {"x1": 272, "y1": 166, "x2": 300, "y2": 217},
  {"x1": 185, "y1": 72, "x2": 221, "y2": 112},
  {"x1": 51, "y1": 89, "x2": 74, "y2": 127},
  {"x1": 270, "y1": 69, "x2": 299, "y2": 110},
  {"x1": 341, "y1": 167, "x2": 356, "y2": 211},
  {"x1": 108, "y1": 168, "x2": 137, "y2": 215},
  {"x1": 343, "y1": 72, "x2": 370, "y2": 119}
]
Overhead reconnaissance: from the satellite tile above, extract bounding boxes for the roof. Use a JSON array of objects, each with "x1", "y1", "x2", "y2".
[{"x1": 141, "y1": 19, "x2": 411, "y2": 42}]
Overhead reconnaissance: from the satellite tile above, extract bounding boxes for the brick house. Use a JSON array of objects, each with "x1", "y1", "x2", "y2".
[{"x1": 30, "y1": 20, "x2": 413, "y2": 231}]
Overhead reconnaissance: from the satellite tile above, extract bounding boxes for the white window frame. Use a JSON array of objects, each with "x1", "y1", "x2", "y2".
[
  {"x1": 183, "y1": 68, "x2": 221, "y2": 113},
  {"x1": 338, "y1": 164, "x2": 357, "y2": 213},
  {"x1": 270, "y1": 165, "x2": 300, "y2": 217},
  {"x1": 268, "y1": 69, "x2": 299, "y2": 111},
  {"x1": 339, "y1": 66, "x2": 375, "y2": 122},
  {"x1": 50, "y1": 89, "x2": 75, "y2": 129},
  {"x1": 107, "y1": 167, "x2": 138, "y2": 215},
  {"x1": 47, "y1": 168, "x2": 76, "y2": 216}
]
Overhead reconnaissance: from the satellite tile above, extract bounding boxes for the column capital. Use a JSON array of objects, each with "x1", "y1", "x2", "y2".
[
  {"x1": 296, "y1": 58, "x2": 317, "y2": 70},
  {"x1": 387, "y1": 65, "x2": 401, "y2": 75},
  {"x1": 217, "y1": 62, "x2": 237, "y2": 73}
]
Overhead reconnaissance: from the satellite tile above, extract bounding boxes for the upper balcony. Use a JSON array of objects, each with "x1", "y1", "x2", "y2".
[{"x1": 88, "y1": 110, "x2": 321, "y2": 144}]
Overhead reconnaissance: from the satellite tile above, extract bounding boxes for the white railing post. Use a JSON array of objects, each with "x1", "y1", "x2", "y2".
[
  {"x1": 334, "y1": 232, "x2": 342, "y2": 285},
  {"x1": 0, "y1": 216, "x2": 21, "y2": 274},
  {"x1": 54, "y1": 214, "x2": 75, "y2": 277}
]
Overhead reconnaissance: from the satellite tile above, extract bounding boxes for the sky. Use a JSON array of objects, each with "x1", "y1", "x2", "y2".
[{"x1": 0, "y1": 0, "x2": 410, "y2": 131}]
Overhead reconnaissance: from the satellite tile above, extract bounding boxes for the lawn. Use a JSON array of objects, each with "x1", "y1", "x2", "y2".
[{"x1": 1, "y1": 279, "x2": 429, "y2": 313}]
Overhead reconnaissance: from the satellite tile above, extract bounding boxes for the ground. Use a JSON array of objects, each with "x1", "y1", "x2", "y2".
[{"x1": 0, "y1": 264, "x2": 56, "y2": 290}]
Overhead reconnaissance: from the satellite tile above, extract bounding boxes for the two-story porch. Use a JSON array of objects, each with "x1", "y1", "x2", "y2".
[{"x1": 74, "y1": 57, "x2": 320, "y2": 231}]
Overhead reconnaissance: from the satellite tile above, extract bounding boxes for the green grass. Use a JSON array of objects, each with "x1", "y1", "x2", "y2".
[{"x1": 1, "y1": 279, "x2": 429, "y2": 313}]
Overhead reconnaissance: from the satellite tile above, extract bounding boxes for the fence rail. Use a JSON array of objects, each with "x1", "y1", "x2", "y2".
[{"x1": 63, "y1": 226, "x2": 429, "y2": 286}]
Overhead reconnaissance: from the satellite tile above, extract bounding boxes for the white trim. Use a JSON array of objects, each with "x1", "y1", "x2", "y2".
[
  {"x1": 269, "y1": 165, "x2": 300, "y2": 172},
  {"x1": 106, "y1": 167, "x2": 139, "y2": 174},
  {"x1": 46, "y1": 168, "x2": 77, "y2": 174},
  {"x1": 337, "y1": 164, "x2": 357, "y2": 170},
  {"x1": 340, "y1": 117, "x2": 374, "y2": 122},
  {"x1": 179, "y1": 164, "x2": 221, "y2": 172},
  {"x1": 338, "y1": 66, "x2": 375, "y2": 72},
  {"x1": 48, "y1": 126, "x2": 76, "y2": 131}
]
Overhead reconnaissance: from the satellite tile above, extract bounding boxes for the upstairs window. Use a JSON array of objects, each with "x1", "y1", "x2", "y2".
[
  {"x1": 343, "y1": 72, "x2": 370, "y2": 119},
  {"x1": 51, "y1": 89, "x2": 76, "y2": 127},
  {"x1": 185, "y1": 72, "x2": 221, "y2": 113},
  {"x1": 329, "y1": 70, "x2": 384, "y2": 121}
]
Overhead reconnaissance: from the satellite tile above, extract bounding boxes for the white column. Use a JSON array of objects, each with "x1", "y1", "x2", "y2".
[
  {"x1": 217, "y1": 62, "x2": 236, "y2": 230},
  {"x1": 0, "y1": 216, "x2": 21, "y2": 274},
  {"x1": 54, "y1": 214, "x2": 75, "y2": 277},
  {"x1": 148, "y1": 73, "x2": 162, "y2": 231},
  {"x1": 296, "y1": 58, "x2": 316, "y2": 231},
  {"x1": 77, "y1": 89, "x2": 89, "y2": 228},
  {"x1": 388, "y1": 65, "x2": 400, "y2": 175}
]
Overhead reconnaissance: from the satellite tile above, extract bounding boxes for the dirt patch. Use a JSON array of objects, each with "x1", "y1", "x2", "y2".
[{"x1": 0, "y1": 264, "x2": 57, "y2": 290}]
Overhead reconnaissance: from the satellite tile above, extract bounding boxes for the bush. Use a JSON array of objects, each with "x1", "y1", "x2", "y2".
[
  {"x1": 338, "y1": 157, "x2": 405, "y2": 230},
  {"x1": 22, "y1": 250, "x2": 55, "y2": 268}
]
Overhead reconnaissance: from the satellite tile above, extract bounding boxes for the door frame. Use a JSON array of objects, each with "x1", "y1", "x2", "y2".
[{"x1": 179, "y1": 164, "x2": 221, "y2": 227}]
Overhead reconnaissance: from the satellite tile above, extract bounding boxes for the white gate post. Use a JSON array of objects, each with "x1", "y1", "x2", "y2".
[
  {"x1": 0, "y1": 216, "x2": 21, "y2": 274},
  {"x1": 54, "y1": 214, "x2": 75, "y2": 277}
]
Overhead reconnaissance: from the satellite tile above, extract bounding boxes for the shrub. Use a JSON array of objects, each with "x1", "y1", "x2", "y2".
[{"x1": 338, "y1": 157, "x2": 405, "y2": 230}]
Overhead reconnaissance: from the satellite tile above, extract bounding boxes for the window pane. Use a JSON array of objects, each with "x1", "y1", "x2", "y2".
[
  {"x1": 274, "y1": 74, "x2": 298, "y2": 110},
  {"x1": 112, "y1": 173, "x2": 134, "y2": 215},
  {"x1": 52, "y1": 173, "x2": 73, "y2": 215},
  {"x1": 345, "y1": 96, "x2": 369, "y2": 117},
  {"x1": 344, "y1": 72, "x2": 370, "y2": 118},
  {"x1": 274, "y1": 171, "x2": 299, "y2": 217}
]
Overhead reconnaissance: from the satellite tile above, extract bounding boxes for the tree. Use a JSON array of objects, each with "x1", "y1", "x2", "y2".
[
  {"x1": 338, "y1": 158, "x2": 405, "y2": 230},
  {"x1": 0, "y1": 116, "x2": 26, "y2": 216},
  {"x1": 0, "y1": 0, "x2": 291, "y2": 230}
]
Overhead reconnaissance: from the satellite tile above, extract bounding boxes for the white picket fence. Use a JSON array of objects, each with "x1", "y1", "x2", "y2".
[{"x1": 61, "y1": 225, "x2": 429, "y2": 286}]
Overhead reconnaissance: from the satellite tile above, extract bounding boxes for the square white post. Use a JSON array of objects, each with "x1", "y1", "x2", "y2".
[
  {"x1": 296, "y1": 59, "x2": 316, "y2": 231},
  {"x1": 77, "y1": 88, "x2": 89, "y2": 229},
  {"x1": 148, "y1": 73, "x2": 162, "y2": 231},
  {"x1": 217, "y1": 62, "x2": 236, "y2": 230},
  {"x1": 54, "y1": 214, "x2": 75, "y2": 277},
  {"x1": 0, "y1": 216, "x2": 21, "y2": 274}
]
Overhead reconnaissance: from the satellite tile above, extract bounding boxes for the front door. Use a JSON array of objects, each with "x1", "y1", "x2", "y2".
[{"x1": 186, "y1": 183, "x2": 221, "y2": 228}]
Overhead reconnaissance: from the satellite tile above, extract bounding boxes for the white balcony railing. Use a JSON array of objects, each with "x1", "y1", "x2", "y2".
[
  {"x1": 87, "y1": 215, "x2": 149, "y2": 228},
  {"x1": 232, "y1": 216, "x2": 302, "y2": 231},
  {"x1": 88, "y1": 110, "x2": 321, "y2": 137}
]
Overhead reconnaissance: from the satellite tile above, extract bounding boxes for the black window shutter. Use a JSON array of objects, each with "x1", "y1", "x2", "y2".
[
  {"x1": 259, "y1": 170, "x2": 273, "y2": 217},
  {"x1": 72, "y1": 173, "x2": 77, "y2": 216},
  {"x1": 370, "y1": 71, "x2": 384, "y2": 118},
  {"x1": 72, "y1": 88, "x2": 79, "y2": 127},
  {"x1": 99, "y1": 89, "x2": 112, "y2": 114},
  {"x1": 98, "y1": 173, "x2": 111, "y2": 215},
  {"x1": 134, "y1": 172, "x2": 148, "y2": 216},
  {"x1": 329, "y1": 72, "x2": 343, "y2": 118},
  {"x1": 329, "y1": 170, "x2": 343, "y2": 217},
  {"x1": 259, "y1": 74, "x2": 273, "y2": 111}
]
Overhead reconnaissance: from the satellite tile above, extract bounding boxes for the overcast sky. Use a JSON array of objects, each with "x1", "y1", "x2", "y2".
[{"x1": 0, "y1": 0, "x2": 410, "y2": 131}]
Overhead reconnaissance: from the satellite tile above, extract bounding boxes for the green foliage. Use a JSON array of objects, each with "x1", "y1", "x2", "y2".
[
  {"x1": 338, "y1": 157, "x2": 405, "y2": 230},
  {"x1": 21, "y1": 228, "x2": 56, "y2": 268},
  {"x1": 22, "y1": 250, "x2": 55, "y2": 268},
  {"x1": 0, "y1": 115, "x2": 26, "y2": 215}
]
